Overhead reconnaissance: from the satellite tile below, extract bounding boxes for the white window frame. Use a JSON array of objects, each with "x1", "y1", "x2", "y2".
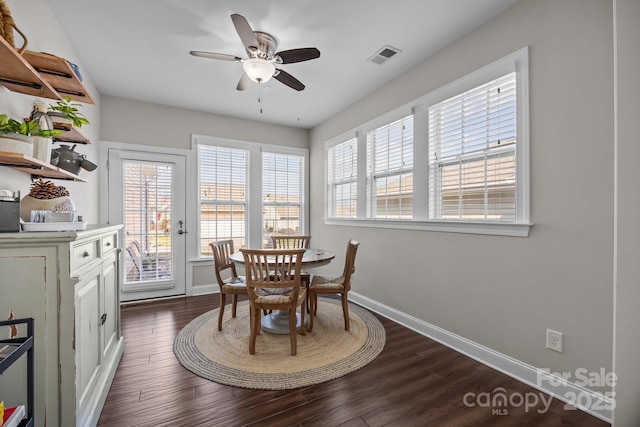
[
  {"x1": 194, "y1": 134, "x2": 309, "y2": 257},
  {"x1": 326, "y1": 135, "x2": 358, "y2": 218},
  {"x1": 428, "y1": 73, "x2": 518, "y2": 223},
  {"x1": 324, "y1": 47, "x2": 531, "y2": 237},
  {"x1": 197, "y1": 143, "x2": 249, "y2": 256},
  {"x1": 262, "y1": 151, "x2": 306, "y2": 248},
  {"x1": 366, "y1": 115, "x2": 414, "y2": 219}
]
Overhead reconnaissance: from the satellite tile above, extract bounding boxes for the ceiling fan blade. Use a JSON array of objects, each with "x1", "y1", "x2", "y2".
[
  {"x1": 277, "y1": 48, "x2": 321, "y2": 64},
  {"x1": 236, "y1": 73, "x2": 252, "y2": 91},
  {"x1": 231, "y1": 14, "x2": 259, "y2": 51},
  {"x1": 274, "y1": 69, "x2": 305, "y2": 91},
  {"x1": 190, "y1": 51, "x2": 242, "y2": 62}
]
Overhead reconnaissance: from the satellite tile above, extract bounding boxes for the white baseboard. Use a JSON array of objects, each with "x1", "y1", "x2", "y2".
[
  {"x1": 348, "y1": 292, "x2": 613, "y2": 423},
  {"x1": 191, "y1": 284, "x2": 218, "y2": 296}
]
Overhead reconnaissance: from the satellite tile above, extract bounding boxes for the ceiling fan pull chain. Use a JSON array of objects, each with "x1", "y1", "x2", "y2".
[{"x1": 258, "y1": 82, "x2": 264, "y2": 114}]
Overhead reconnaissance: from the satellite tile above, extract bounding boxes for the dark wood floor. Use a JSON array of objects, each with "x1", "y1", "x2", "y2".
[{"x1": 97, "y1": 294, "x2": 609, "y2": 427}]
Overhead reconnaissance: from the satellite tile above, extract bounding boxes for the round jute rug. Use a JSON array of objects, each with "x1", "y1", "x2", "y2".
[{"x1": 173, "y1": 298, "x2": 386, "y2": 390}]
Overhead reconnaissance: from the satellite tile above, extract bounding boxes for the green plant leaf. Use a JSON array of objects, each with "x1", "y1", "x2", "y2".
[{"x1": 48, "y1": 96, "x2": 90, "y2": 128}]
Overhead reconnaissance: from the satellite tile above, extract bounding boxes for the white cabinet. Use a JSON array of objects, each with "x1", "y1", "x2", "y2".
[{"x1": 0, "y1": 225, "x2": 124, "y2": 427}]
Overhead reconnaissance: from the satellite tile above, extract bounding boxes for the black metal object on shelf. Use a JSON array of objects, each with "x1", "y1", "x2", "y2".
[{"x1": 0, "y1": 317, "x2": 35, "y2": 427}]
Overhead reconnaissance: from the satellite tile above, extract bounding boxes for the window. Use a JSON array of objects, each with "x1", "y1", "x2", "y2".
[
  {"x1": 323, "y1": 47, "x2": 529, "y2": 236},
  {"x1": 366, "y1": 116, "x2": 414, "y2": 219},
  {"x1": 196, "y1": 135, "x2": 308, "y2": 256},
  {"x1": 198, "y1": 145, "x2": 248, "y2": 255},
  {"x1": 429, "y1": 73, "x2": 516, "y2": 222},
  {"x1": 262, "y1": 152, "x2": 305, "y2": 248},
  {"x1": 327, "y1": 138, "x2": 357, "y2": 218}
]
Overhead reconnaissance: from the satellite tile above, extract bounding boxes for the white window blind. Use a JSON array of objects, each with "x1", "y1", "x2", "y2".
[
  {"x1": 429, "y1": 72, "x2": 517, "y2": 222},
  {"x1": 198, "y1": 145, "x2": 248, "y2": 256},
  {"x1": 327, "y1": 138, "x2": 358, "y2": 218},
  {"x1": 123, "y1": 160, "x2": 174, "y2": 282},
  {"x1": 262, "y1": 152, "x2": 304, "y2": 247},
  {"x1": 366, "y1": 116, "x2": 414, "y2": 219}
]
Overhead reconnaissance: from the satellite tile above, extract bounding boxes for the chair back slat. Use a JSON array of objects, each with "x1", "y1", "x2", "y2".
[
  {"x1": 271, "y1": 235, "x2": 311, "y2": 249},
  {"x1": 241, "y1": 248, "x2": 305, "y2": 291}
]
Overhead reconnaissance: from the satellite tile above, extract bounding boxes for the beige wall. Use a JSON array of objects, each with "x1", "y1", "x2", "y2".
[
  {"x1": 311, "y1": 0, "x2": 614, "y2": 393},
  {"x1": 100, "y1": 95, "x2": 308, "y2": 150}
]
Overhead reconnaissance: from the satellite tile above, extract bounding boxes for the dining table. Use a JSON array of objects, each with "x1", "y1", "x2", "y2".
[{"x1": 230, "y1": 248, "x2": 335, "y2": 334}]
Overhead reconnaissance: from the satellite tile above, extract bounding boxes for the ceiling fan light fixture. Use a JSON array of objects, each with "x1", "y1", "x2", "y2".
[{"x1": 243, "y1": 58, "x2": 275, "y2": 83}]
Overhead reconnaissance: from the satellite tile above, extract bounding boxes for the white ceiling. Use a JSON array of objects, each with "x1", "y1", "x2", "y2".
[{"x1": 47, "y1": 0, "x2": 520, "y2": 129}]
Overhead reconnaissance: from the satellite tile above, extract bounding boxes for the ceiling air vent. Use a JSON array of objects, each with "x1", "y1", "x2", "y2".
[{"x1": 368, "y1": 45, "x2": 401, "y2": 65}]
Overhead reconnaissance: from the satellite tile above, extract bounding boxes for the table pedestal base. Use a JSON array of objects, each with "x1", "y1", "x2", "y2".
[{"x1": 261, "y1": 309, "x2": 307, "y2": 335}]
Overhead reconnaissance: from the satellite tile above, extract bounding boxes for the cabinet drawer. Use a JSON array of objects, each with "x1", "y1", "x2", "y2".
[
  {"x1": 101, "y1": 233, "x2": 117, "y2": 255},
  {"x1": 72, "y1": 240, "x2": 99, "y2": 274}
]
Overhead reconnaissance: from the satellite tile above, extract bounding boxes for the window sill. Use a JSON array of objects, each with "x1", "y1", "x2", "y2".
[
  {"x1": 323, "y1": 218, "x2": 532, "y2": 237},
  {"x1": 190, "y1": 257, "x2": 214, "y2": 264}
]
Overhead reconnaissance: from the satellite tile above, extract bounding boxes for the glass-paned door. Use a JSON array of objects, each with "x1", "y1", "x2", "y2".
[{"x1": 108, "y1": 149, "x2": 186, "y2": 301}]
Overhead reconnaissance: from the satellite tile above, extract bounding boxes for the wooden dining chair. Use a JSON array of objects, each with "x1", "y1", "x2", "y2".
[
  {"x1": 240, "y1": 248, "x2": 306, "y2": 355},
  {"x1": 210, "y1": 240, "x2": 247, "y2": 331},
  {"x1": 308, "y1": 239, "x2": 360, "y2": 332},
  {"x1": 271, "y1": 235, "x2": 311, "y2": 288}
]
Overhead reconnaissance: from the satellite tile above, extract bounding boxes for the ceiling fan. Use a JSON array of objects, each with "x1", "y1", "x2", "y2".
[{"x1": 190, "y1": 14, "x2": 320, "y2": 91}]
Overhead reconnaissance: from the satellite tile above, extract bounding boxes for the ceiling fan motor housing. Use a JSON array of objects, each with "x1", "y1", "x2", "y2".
[{"x1": 248, "y1": 32, "x2": 278, "y2": 60}]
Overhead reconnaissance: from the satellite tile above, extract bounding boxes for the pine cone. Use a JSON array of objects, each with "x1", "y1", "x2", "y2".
[{"x1": 29, "y1": 178, "x2": 70, "y2": 199}]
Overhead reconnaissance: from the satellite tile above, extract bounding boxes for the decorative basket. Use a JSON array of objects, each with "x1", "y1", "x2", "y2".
[{"x1": 0, "y1": 0, "x2": 28, "y2": 53}]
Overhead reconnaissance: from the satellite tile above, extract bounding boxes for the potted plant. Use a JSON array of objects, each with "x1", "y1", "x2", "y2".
[
  {"x1": 0, "y1": 114, "x2": 61, "y2": 138},
  {"x1": 47, "y1": 96, "x2": 90, "y2": 128},
  {"x1": 0, "y1": 114, "x2": 61, "y2": 157}
]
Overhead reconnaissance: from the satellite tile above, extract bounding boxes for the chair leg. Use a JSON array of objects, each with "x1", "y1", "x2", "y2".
[
  {"x1": 342, "y1": 293, "x2": 350, "y2": 331},
  {"x1": 303, "y1": 275, "x2": 310, "y2": 312},
  {"x1": 289, "y1": 309, "x2": 297, "y2": 356},
  {"x1": 218, "y1": 293, "x2": 227, "y2": 331},
  {"x1": 249, "y1": 307, "x2": 259, "y2": 355},
  {"x1": 313, "y1": 293, "x2": 319, "y2": 315},
  {"x1": 308, "y1": 290, "x2": 315, "y2": 332},
  {"x1": 300, "y1": 300, "x2": 306, "y2": 336},
  {"x1": 231, "y1": 294, "x2": 238, "y2": 317}
]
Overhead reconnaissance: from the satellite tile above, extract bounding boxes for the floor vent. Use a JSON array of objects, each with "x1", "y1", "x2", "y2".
[{"x1": 368, "y1": 45, "x2": 401, "y2": 65}]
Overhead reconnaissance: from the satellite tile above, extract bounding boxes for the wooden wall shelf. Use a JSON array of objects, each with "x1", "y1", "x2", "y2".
[
  {"x1": 0, "y1": 37, "x2": 59, "y2": 100},
  {"x1": 52, "y1": 121, "x2": 90, "y2": 144},
  {"x1": 0, "y1": 151, "x2": 88, "y2": 182},
  {"x1": 22, "y1": 51, "x2": 94, "y2": 104},
  {"x1": 0, "y1": 37, "x2": 94, "y2": 104}
]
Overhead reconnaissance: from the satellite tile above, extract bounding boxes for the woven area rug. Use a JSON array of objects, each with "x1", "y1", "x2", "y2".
[{"x1": 173, "y1": 298, "x2": 386, "y2": 390}]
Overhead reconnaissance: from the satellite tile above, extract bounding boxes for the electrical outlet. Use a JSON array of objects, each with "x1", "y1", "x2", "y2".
[{"x1": 546, "y1": 329, "x2": 564, "y2": 353}]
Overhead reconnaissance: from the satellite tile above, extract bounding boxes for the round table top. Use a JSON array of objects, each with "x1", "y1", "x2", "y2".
[{"x1": 230, "y1": 248, "x2": 335, "y2": 267}]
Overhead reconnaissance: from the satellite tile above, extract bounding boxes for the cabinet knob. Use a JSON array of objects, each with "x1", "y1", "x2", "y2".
[
  {"x1": 105, "y1": 242, "x2": 111, "y2": 247},
  {"x1": 100, "y1": 313, "x2": 107, "y2": 325},
  {"x1": 82, "y1": 251, "x2": 90, "y2": 258}
]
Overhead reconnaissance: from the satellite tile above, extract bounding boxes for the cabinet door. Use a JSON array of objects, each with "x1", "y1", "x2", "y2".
[
  {"x1": 101, "y1": 252, "x2": 119, "y2": 358},
  {"x1": 75, "y1": 268, "x2": 101, "y2": 412},
  {"x1": 0, "y1": 246, "x2": 59, "y2": 426}
]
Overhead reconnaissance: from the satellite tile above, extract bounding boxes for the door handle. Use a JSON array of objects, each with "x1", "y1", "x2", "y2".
[{"x1": 178, "y1": 220, "x2": 188, "y2": 235}]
